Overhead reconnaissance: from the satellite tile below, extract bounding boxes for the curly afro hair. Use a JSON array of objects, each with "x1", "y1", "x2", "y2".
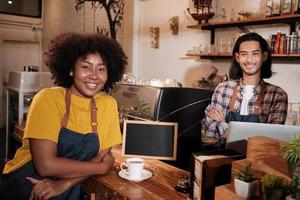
[{"x1": 44, "y1": 32, "x2": 127, "y2": 92}]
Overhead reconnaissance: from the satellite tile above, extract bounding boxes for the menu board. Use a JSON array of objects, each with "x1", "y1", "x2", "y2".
[{"x1": 122, "y1": 120, "x2": 178, "y2": 160}]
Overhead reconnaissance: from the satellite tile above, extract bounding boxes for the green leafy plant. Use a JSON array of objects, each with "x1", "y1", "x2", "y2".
[
  {"x1": 282, "y1": 134, "x2": 300, "y2": 173},
  {"x1": 289, "y1": 173, "x2": 300, "y2": 200},
  {"x1": 168, "y1": 16, "x2": 179, "y2": 35},
  {"x1": 261, "y1": 174, "x2": 285, "y2": 189},
  {"x1": 168, "y1": 16, "x2": 178, "y2": 27},
  {"x1": 233, "y1": 163, "x2": 255, "y2": 182},
  {"x1": 136, "y1": 100, "x2": 151, "y2": 118},
  {"x1": 261, "y1": 174, "x2": 287, "y2": 200}
]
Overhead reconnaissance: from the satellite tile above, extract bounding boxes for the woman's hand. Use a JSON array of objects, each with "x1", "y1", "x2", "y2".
[
  {"x1": 90, "y1": 149, "x2": 115, "y2": 173},
  {"x1": 90, "y1": 148, "x2": 112, "y2": 163},
  {"x1": 101, "y1": 152, "x2": 115, "y2": 172},
  {"x1": 207, "y1": 107, "x2": 225, "y2": 123},
  {"x1": 26, "y1": 177, "x2": 71, "y2": 200},
  {"x1": 102, "y1": 152, "x2": 114, "y2": 166}
]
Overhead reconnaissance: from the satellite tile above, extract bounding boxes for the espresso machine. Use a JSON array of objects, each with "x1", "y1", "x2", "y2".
[
  {"x1": 111, "y1": 84, "x2": 213, "y2": 170},
  {"x1": 5, "y1": 71, "x2": 54, "y2": 160}
]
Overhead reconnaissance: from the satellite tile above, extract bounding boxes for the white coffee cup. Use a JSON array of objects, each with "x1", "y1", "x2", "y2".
[
  {"x1": 165, "y1": 78, "x2": 178, "y2": 87},
  {"x1": 120, "y1": 158, "x2": 144, "y2": 180}
]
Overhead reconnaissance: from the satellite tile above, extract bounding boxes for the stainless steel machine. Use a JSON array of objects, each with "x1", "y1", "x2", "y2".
[
  {"x1": 111, "y1": 84, "x2": 213, "y2": 170},
  {"x1": 5, "y1": 71, "x2": 54, "y2": 160}
]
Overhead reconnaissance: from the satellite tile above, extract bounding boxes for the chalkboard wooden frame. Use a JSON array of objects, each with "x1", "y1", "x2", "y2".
[{"x1": 122, "y1": 120, "x2": 178, "y2": 160}]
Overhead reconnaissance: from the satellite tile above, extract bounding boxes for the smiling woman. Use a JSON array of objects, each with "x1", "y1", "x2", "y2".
[
  {"x1": 71, "y1": 53, "x2": 108, "y2": 98},
  {"x1": 0, "y1": 33, "x2": 127, "y2": 200}
]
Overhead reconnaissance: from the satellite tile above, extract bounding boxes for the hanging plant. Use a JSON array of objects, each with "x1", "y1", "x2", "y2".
[
  {"x1": 75, "y1": 0, "x2": 124, "y2": 39},
  {"x1": 168, "y1": 16, "x2": 179, "y2": 35}
]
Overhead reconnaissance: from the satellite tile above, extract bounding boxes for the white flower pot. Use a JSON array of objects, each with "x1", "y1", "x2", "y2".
[
  {"x1": 285, "y1": 195, "x2": 295, "y2": 200},
  {"x1": 234, "y1": 178, "x2": 258, "y2": 199}
]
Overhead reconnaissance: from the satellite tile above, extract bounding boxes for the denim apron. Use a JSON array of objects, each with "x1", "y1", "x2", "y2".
[
  {"x1": 225, "y1": 81, "x2": 266, "y2": 123},
  {"x1": 0, "y1": 90, "x2": 100, "y2": 200}
]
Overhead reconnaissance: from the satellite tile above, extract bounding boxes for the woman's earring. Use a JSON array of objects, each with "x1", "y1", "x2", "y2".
[{"x1": 69, "y1": 71, "x2": 73, "y2": 77}]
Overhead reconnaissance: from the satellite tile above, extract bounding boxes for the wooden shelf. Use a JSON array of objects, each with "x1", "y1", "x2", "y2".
[
  {"x1": 187, "y1": 14, "x2": 300, "y2": 30},
  {"x1": 187, "y1": 14, "x2": 300, "y2": 44},
  {"x1": 186, "y1": 14, "x2": 300, "y2": 62},
  {"x1": 185, "y1": 53, "x2": 300, "y2": 61}
]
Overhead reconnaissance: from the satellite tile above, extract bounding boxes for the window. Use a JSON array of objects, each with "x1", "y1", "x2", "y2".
[{"x1": 0, "y1": 0, "x2": 42, "y2": 18}]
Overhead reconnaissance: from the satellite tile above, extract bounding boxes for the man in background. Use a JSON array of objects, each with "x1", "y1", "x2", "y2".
[{"x1": 203, "y1": 32, "x2": 288, "y2": 140}]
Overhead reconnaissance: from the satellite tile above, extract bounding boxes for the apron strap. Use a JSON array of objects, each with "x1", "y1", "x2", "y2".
[
  {"x1": 229, "y1": 81, "x2": 239, "y2": 112},
  {"x1": 90, "y1": 98, "x2": 98, "y2": 133},
  {"x1": 61, "y1": 89, "x2": 98, "y2": 133},
  {"x1": 254, "y1": 83, "x2": 266, "y2": 114}
]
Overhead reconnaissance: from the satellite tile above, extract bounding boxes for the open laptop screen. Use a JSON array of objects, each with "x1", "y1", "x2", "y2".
[
  {"x1": 227, "y1": 121, "x2": 300, "y2": 142},
  {"x1": 226, "y1": 121, "x2": 300, "y2": 154}
]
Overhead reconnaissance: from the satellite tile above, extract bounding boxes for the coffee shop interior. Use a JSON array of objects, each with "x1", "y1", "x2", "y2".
[{"x1": 1, "y1": 0, "x2": 300, "y2": 199}]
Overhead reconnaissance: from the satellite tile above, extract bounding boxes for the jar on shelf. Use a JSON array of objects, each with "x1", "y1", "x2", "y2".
[{"x1": 290, "y1": 33, "x2": 298, "y2": 54}]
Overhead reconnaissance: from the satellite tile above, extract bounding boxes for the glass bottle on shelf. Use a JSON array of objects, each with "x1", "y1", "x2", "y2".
[
  {"x1": 265, "y1": 0, "x2": 273, "y2": 17},
  {"x1": 272, "y1": 0, "x2": 281, "y2": 16},
  {"x1": 260, "y1": 0, "x2": 267, "y2": 18},
  {"x1": 292, "y1": 0, "x2": 298, "y2": 14},
  {"x1": 219, "y1": 8, "x2": 227, "y2": 20}
]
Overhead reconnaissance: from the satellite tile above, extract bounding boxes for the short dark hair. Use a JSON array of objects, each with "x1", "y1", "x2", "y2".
[
  {"x1": 229, "y1": 32, "x2": 272, "y2": 80},
  {"x1": 44, "y1": 33, "x2": 127, "y2": 92}
]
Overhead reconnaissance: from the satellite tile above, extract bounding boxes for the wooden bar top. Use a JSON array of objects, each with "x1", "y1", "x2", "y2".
[
  {"x1": 215, "y1": 184, "x2": 262, "y2": 200},
  {"x1": 82, "y1": 145, "x2": 190, "y2": 200},
  {"x1": 13, "y1": 124, "x2": 190, "y2": 199}
]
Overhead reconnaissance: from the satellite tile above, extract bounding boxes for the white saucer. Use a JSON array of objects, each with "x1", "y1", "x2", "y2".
[{"x1": 118, "y1": 169, "x2": 152, "y2": 182}]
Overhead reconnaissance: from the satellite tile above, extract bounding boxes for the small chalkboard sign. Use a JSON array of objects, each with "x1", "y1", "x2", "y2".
[{"x1": 122, "y1": 120, "x2": 178, "y2": 160}]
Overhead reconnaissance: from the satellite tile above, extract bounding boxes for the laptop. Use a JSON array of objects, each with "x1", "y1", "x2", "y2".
[{"x1": 226, "y1": 121, "x2": 300, "y2": 154}]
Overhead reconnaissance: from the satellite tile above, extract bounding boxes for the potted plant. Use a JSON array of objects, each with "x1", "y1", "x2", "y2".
[
  {"x1": 168, "y1": 16, "x2": 179, "y2": 35},
  {"x1": 261, "y1": 174, "x2": 287, "y2": 200},
  {"x1": 282, "y1": 134, "x2": 300, "y2": 176},
  {"x1": 286, "y1": 173, "x2": 300, "y2": 200},
  {"x1": 233, "y1": 163, "x2": 258, "y2": 199}
]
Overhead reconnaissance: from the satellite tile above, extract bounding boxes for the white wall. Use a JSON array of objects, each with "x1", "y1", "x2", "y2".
[
  {"x1": 132, "y1": 0, "x2": 213, "y2": 87},
  {"x1": 42, "y1": 0, "x2": 124, "y2": 70},
  {"x1": 0, "y1": 14, "x2": 42, "y2": 128},
  {"x1": 133, "y1": 0, "x2": 300, "y2": 103}
]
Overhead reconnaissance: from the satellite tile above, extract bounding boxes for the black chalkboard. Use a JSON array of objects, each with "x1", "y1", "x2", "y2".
[{"x1": 122, "y1": 120, "x2": 178, "y2": 160}]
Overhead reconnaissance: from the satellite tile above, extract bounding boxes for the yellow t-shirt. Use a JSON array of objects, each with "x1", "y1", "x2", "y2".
[{"x1": 3, "y1": 87, "x2": 122, "y2": 174}]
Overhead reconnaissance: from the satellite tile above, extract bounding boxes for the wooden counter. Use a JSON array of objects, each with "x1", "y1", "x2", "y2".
[
  {"x1": 82, "y1": 145, "x2": 190, "y2": 200},
  {"x1": 215, "y1": 136, "x2": 291, "y2": 200},
  {"x1": 13, "y1": 124, "x2": 190, "y2": 199},
  {"x1": 215, "y1": 184, "x2": 262, "y2": 200}
]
